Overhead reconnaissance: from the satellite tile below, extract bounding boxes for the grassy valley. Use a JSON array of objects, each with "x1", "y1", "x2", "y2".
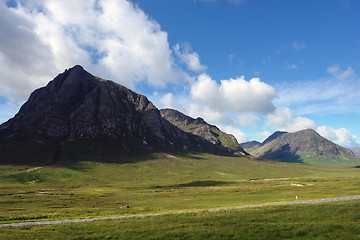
[{"x1": 0, "y1": 153, "x2": 359, "y2": 235}]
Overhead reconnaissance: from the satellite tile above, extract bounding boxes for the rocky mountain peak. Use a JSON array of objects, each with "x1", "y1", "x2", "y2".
[
  {"x1": 249, "y1": 128, "x2": 358, "y2": 166},
  {"x1": 0, "y1": 66, "x2": 234, "y2": 164}
]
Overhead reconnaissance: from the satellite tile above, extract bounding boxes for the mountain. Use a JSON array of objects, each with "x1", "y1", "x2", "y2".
[
  {"x1": 249, "y1": 129, "x2": 360, "y2": 166},
  {"x1": 240, "y1": 140, "x2": 261, "y2": 153},
  {"x1": 351, "y1": 147, "x2": 360, "y2": 158},
  {"x1": 160, "y1": 108, "x2": 247, "y2": 155},
  {"x1": 0, "y1": 65, "x2": 232, "y2": 164}
]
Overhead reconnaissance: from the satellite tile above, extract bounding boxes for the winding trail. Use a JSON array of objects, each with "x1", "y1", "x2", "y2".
[{"x1": 1, "y1": 196, "x2": 359, "y2": 228}]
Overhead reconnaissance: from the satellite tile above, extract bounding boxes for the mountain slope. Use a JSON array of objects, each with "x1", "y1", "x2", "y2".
[
  {"x1": 0, "y1": 66, "x2": 231, "y2": 164},
  {"x1": 351, "y1": 147, "x2": 360, "y2": 158},
  {"x1": 160, "y1": 108, "x2": 247, "y2": 155},
  {"x1": 250, "y1": 129, "x2": 359, "y2": 166},
  {"x1": 240, "y1": 140, "x2": 261, "y2": 153}
]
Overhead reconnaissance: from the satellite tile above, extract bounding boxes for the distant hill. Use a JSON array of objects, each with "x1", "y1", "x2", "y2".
[
  {"x1": 248, "y1": 129, "x2": 360, "y2": 166},
  {"x1": 351, "y1": 147, "x2": 360, "y2": 158},
  {"x1": 240, "y1": 140, "x2": 261, "y2": 153},
  {"x1": 160, "y1": 109, "x2": 247, "y2": 155},
  {"x1": 0, "y1": 65, "x2": 234, "y2": 164}
]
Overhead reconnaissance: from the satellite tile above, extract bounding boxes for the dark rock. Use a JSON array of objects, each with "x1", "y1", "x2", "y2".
[{"x1": 0, "y1": 65, "x2": 232, "y2": 164}]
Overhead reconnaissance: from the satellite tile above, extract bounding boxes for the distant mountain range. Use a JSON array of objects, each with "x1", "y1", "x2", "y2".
[
  {"x1": 0, "y1": 65, "x2": 242, "y2": 164},
  {"x1": 241, "y1": 129, "x2": 360, "y2": 166},
  {"x1": 160, "y1": 109, "x2": 247, "y2": 155},
  {"x1": 1, "y1": 65, "x2": 358, "y2": 167}
]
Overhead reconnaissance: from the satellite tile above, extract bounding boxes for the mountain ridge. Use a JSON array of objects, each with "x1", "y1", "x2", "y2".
[
  {"x1": 0, "y1": 65, "x2": 234, "y2": 164},
  {"x1": 160, "y1": 108, "x2": 247, "y2": 155},
  {"x1": 247, "y1": 129, "x2": 359, "y2": 166}
]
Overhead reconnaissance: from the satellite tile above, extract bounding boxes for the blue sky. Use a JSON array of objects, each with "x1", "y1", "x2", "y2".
[{"x1": 0, "y1": 0, "x2": 359, "y2": 147}]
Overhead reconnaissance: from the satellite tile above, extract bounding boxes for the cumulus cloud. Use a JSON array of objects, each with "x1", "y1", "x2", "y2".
[
  {"x1": 186, "y1": 103, "x2": 224, "y2": 125},
  {"x1": 327, "y1": 64, "x2": 355, "y2": 81},
  {"x1": 191, "y1": 73, "x2": 276, "y2": 114},
  {"x1": 256, "y1": 130, "x2": 272, "y2": 142},
  {"x1": 237, "y1": 113, "x2": 260, "y2": 128},
  {"x1": 173, "y1": 43, "x2": 207, "y2": 72},
  {"x1": 0, "y1": 0, "x2": 184, "y2": 100},
  {"x1": 266, "y1": 107, "x2": 316, "y2": 132},
  {"x1": 153, "y1": 92, "x2": 186, "y2": 113},
  {"x1": 317, "y1": 126, "x2": 359, "y2": 148},
  {"x1": 0, "y1": 2, "x2": 58, "y2": 98},
  {"x1": 218, "y1": 125, "x2": 248, "y2": 143}
]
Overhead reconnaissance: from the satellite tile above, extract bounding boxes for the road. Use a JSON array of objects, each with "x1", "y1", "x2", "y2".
[{"x1": 1, "y1": 196, "x2": 359, "y2": 228}]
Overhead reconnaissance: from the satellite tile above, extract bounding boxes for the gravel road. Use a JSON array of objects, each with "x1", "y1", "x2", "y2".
[{"x1": 1, "y1": 196, "x2": 359, "y2": 228}]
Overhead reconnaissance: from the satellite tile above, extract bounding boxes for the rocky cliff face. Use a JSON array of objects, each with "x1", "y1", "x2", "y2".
[
  {"x1": 0, "y1": 66, "x2": 231, "y2": 164},
  {"x1": 250, "y1": 129, "x2": 357, "y2": 164},
  {"x1": 160, "y1": 109, "x2": 247, "y2": 155}
]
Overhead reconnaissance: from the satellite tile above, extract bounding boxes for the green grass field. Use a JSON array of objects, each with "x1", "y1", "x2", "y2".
[
  {"x1": 1, "y1": 201, "x2": 359, "y2": 239},
  {"x1": 0, "y1": 152, "x2": 359, "y2": 239}
]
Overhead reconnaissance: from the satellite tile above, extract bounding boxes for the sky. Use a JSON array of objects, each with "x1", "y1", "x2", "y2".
[{"x1": 1, "y1": 0, "x2": 360, "y2": 148}]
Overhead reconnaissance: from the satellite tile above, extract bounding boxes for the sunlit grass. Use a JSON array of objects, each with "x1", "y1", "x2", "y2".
[
  {"x1": 0, "y1": 153, "x2": 359, "y2": 225},
  {"x1": 1, "y1": 201, "x2": 359, "y2": 240}
]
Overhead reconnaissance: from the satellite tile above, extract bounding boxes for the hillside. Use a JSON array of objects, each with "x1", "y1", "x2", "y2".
[
  {"x1": 250, "y1": 129, "x2": 360, "y2": 166},
  {"x1": 240, "y1": 140, "x2": 261, "y2": 153},
  {"x1": 351, "y1": 147, "x2": 360, "y2": 158},
  {"x1": 0, "y1": 66, "x2": 232, "y2": 164},
  {"x1": 160, "y1": 108, "x2": 247, "y2": 155}
]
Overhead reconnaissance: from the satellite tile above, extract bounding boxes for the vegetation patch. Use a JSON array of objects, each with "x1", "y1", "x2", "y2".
[{"x1": 1, "y1": 201, "x2": 359, "y2": 239}]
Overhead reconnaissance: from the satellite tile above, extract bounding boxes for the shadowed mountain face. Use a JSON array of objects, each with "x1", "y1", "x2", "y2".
[
  {"x1": 0, "y1": 66, "x2": 232, "y2": 164},
  {"x1": 249, "y1": 129, "x2": 359, "y2": 166},
  {"x1": 160, "y1": 109, "x2": 247, "y2": 155}
]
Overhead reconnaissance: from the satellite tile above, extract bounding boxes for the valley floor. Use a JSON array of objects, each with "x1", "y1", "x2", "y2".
[
  {"x1": 1, "y1": 201, "x2": 359, "y2": 240},
  {"x1": 0, "y1": 153, "x2": 359, "y2": 239},
  {"x1": 1, "y1": 195, "x2": 359, "y2": 228}
]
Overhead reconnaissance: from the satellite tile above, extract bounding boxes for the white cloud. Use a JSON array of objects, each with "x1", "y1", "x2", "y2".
[
  {"x1": 191, "y1": 73, "x2": 276, "y2": 114},
  {"x1": 327, "y1": 64, "x2": 355, "y2": 81},
  {"x1": 237, "y1": 113, "x2": 260, "y2": 128},
  {"x1": 173, "y1": 43, "x2": 207, "y2": 72},
  {"x1": 0, "y1": 0, "x2": 185, "y2": 100},
  {"x1": 266, "y1": 107, "x2": 316, "y2": 132},
  {"x1": 153, "y1": 92, "x2": 186, "y2": 113},
  {"x1": 186, "y1": 103, "x2": 224, "y2": 125},
  {"x1": 317, "y1": 126, "x2": 359, "y2": 148},
  {"x1": 256, "y1": 130, "x2": 272, "y2": 142}
]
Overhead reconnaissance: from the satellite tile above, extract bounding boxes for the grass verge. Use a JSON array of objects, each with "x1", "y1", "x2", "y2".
[{"x1": 0, "y1": 201, "x2": 359, "y2": 239}]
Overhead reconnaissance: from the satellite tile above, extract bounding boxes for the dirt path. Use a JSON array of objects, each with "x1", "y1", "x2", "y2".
[
  {"x1": 1, "y1": 196, "x2": 359, "y2": 228},
  {"x1": 25, "y1": 166, "x2": 44, "y2": 173}
]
